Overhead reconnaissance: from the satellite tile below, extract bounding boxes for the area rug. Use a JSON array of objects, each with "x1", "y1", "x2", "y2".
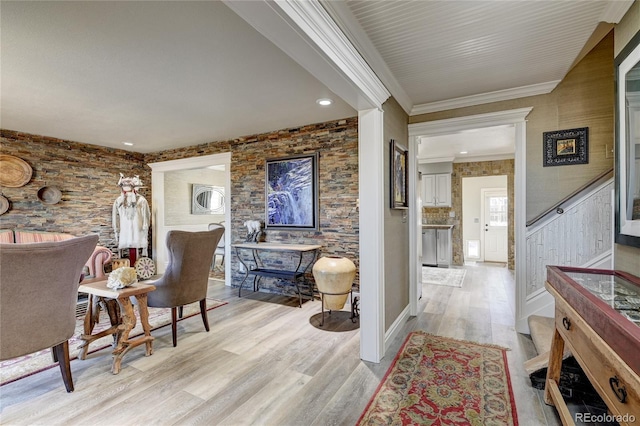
[
  {"x1": 357, "y1": 331, "x2": 518, "y2": 425},
  {"x1": 422, "y1": 267, "x2": 466, "y2": 287},
  {"x1": 0, "y1": 297, "x2": 227, "y2": 386}
]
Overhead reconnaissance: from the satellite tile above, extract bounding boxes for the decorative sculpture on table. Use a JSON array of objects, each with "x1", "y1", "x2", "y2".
[
  {"x1": 107, "y1": 266, "x2": 138, "y2": 290},
  {"x1": 112, "y1": 174, "x2": 151, "y2": 265},
  {"x1": 243, "y1": 220, "x2": 262, "y2": 243}
]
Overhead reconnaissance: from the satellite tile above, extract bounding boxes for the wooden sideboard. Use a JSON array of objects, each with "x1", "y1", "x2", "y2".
[{"x1": 544, "y1": 266, "x2": 640, "y2": 425}]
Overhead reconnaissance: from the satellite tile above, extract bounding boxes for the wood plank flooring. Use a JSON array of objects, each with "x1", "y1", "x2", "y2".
[{"x1": 0, "y1": 263, "x2": 561, "y2": 425}]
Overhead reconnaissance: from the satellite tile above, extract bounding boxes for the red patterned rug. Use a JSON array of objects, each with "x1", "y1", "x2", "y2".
[
  {"x1": 0, "y1": 297, "x2": 227, "y2": 386},
  {"x1": 357, "y1": 331, "x2": 518, "y2": 425}
]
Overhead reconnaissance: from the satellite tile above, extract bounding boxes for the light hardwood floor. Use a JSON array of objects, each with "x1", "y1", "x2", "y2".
[{"x1": 0, "y1": 263, "x2": 561, "y2": 425}]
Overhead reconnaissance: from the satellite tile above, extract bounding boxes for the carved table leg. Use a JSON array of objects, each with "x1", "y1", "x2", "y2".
[
  {"x1": 135, "y1": 293, "x2": 154, "y2": 357},
  {"x1": 78, "y1": 295, "x2": 99, "y2": 360},
  {"x1": 111, "y1": 296, "x2": 137, "y2": 374}
]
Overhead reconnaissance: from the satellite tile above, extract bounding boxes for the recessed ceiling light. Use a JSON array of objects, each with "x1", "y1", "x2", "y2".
[
  {"x1": 316, "y1": 98, "x2": 333, "y2": 106},
  {"x1": 123, "y1": 142, "x2": 134, "y2": 146},
  {"x1": 459, "y1": 151, "x2": 468, "y2": 154}
]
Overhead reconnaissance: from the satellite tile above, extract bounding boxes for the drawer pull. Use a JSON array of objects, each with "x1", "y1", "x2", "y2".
[
  {"x1": 609, "y1": 376, "x2": 627, "y2": 403},
  {"x1": 562, "y1": 317, "x2": 571, "y2": 330}
]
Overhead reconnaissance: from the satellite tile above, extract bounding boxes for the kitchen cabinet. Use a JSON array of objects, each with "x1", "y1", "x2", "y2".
[
  {"x1": 422, "y1": 173, "x2": 451, "y2": 207},
  {"x1": 422, "y1": 225, "x2": 452, "y2": 267}
]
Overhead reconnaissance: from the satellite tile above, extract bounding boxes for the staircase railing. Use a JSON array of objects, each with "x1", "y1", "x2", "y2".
[
  {"x1": 526, "y1": 168, "x2": 613, "y2": 227},
  {"x1": 525, "y1": 172, "x2": 614, "y2": 299}
]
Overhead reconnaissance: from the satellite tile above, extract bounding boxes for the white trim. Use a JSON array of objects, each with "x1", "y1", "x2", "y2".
[
  {"x1": 454, "y1": 154, "x2": 515, "y2": 163},
  {"x1": 385, "y1": 305, "x2": 411, "y2": 354},
  {"x1": 514, "y1": 118, "x2": 529, "y2": 333},
  {"x1": 418, "y1": 156, "x2": 456, "y2": 164},
  {"x1": 320, "y1": 0, "x2": 412, "y2": 114},
  {"x1": 409, "y1": 121, "x2": 421, "y2": 316},
  {"x1": 148, "y1": 153, "x2": 232, "y2": 288},
  {"x1": 409, "y1": 108, "x2": 535, "y2": 137},
  {"x1": 224, "y1": 0, "x2": 390, "y2": 110},
  {"x1": 408, "y1": 108, "x2": 532, "y2": 334},
  {"x1": 358, "y1": 108, "x2": 385, "y2": 363},
  {"x1": 411, "y1": 82, "x2": 558, "y2": 116},
  {"x1": 276, "y1": 0, "x2": 390, "y2": 107},
  {"x1": 600, "y1": 0, "x2": 635, "y2": 23}
]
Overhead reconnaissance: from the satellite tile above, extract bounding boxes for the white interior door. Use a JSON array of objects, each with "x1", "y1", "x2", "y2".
[{"x1": 483, "y1": 189, "x2": 508, "y2": 263}]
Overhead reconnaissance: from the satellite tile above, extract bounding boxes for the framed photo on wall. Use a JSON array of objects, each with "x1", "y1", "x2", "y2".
[
  {"x1": 543, "y1": 127, "x2": 589, "y2": 167},
  {"x1": 390, "y1": 139, "x2": 408, "y2": 209},
  {"x1": 265, "y1": 153, "x2": 319, "y2": 230}
]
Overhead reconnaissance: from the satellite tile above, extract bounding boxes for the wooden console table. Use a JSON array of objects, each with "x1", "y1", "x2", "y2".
[
  {"x1": 233, "y1": 242, "x2": 321, "y2": 307},
  {"x1": 77, "y1": 278, "x2": 156, "y2": 374},
  {"x1": 544, "y1": 266, "x2": 640, "y2": 425}
]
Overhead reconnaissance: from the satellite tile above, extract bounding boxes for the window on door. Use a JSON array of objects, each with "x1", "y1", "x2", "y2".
[{"x1": 488, "y1": 196, "x2": 508, "y2": 227}]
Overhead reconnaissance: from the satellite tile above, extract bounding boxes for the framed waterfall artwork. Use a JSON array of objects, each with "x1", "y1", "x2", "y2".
[
  {"x1": 390, "y1": 139, "x2": 408, "y2": 209},
  {"x1": 265, "y1": 153, "x2": 319, "y2": 230}
]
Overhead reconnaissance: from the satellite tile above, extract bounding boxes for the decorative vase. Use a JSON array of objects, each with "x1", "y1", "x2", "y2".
[{"x1": 312, "y1": 256, "x2": 356, "y2": 310}]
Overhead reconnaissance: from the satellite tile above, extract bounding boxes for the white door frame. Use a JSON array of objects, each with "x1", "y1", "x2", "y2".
[
  {"x1": 408, "y1": 107, "x2": 531, "y2": 333},
  {"x1": 148, "y1": 153, "x2": 232, "y2": 288}
]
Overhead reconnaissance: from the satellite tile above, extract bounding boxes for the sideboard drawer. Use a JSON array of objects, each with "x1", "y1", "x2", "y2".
[{"x1": 555, "y1": 298, "x2": 640, "y2": 421}]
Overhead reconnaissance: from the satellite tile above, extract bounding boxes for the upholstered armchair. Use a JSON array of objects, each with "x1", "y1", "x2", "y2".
[
  {"x1": 0, "y1": 234, "x2": 99, "y2": 392},
  {"x1": 147, "y1": 229, "x2": 223, "y2": 347}
]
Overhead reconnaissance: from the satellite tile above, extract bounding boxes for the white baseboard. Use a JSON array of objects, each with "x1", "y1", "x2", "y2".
[{"x1": 384, "y1": 304, "x2": 411, "y2": 356}]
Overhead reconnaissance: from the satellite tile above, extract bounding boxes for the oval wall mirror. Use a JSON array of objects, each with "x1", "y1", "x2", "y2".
[{"x1": 192, "y1": 184, "x2": 225, "y2": 215}]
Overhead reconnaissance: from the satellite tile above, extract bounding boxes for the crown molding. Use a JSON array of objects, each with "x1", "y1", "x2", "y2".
[
  {"x1": 410, "y1": 81, "x2": 559, "y2": 116},
  {"x1": 600, "y1": 0, "x2": 634, "y2": 23},
  {"x1": 224, "y1": 0, "x2": 389, "y2": 110},
  {"x1": 320, "y1": 0, "x2": 412, "y2": 114},
  {"x1": 277, "y1": 0, "x2": 390, "y2": 108}
]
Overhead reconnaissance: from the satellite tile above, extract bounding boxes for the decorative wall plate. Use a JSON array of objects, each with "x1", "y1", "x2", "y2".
[
  {"x1": 37, "y1": 186, "x2": 62, "y2": 204},
  {"x1": 0, "y1": 155, "x2": 32, "y2": 187},
  {"x1": 0, "y1": 195, "x2": 9, "y2": 215},
  {"x1": 134, "y1": 257, "x2": 156, "y2": 280}
]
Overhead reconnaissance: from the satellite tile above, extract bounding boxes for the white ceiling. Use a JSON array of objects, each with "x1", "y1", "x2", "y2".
[
  {"x1": 418, "y1": 125, "x2": 515, "y2": 163},
  {"x1": 0, "y1": 1, "x2": 355, "y2": 153},
  {"x1": 0, "y1": 0, "x2": 633, "y2": 157}
]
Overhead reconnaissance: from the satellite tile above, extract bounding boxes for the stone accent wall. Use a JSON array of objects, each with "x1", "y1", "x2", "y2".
[
  {"x1": 1, "y1": 116, "x2": 359, "y2": 297},
  {"x1": 0, "y1": 130, "x2": 149, "y2": 257},
  {"x1": 423, "y1": 159, "x2": 515, "y2": 269},
  {"x1": 146, "y1": 117, "x2": 360, "y2": 294}
]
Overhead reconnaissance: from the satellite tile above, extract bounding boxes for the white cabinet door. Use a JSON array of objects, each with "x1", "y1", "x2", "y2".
[
  {"x1": 436, "y1": 228, "x2": 451, "y2": 266},
  {"x1": 435, "y1": 174, "x2": 451, "y2": 207},
  {"x1": 423, "y1": 175, "x2": 436, "y2": 207}
]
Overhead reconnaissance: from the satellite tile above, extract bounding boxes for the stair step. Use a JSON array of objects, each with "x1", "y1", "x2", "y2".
[
  {"x1": 525, "y1": 315, "x2": 571, "y2": 376},
  {"x1": 528, "y1": 315, "x2": 555, "y2": 354}
]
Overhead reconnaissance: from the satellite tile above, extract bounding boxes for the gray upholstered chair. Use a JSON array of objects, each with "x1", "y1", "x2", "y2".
[
  {"x1": 147, "y1": 229, "x2": 223, "y2": 347},
  {"x1": 0, "y1": 234, "x2": 99, "y2": 392},
  {"x1": 208, "y1": 222, "x2": 225, "y2": 271}
]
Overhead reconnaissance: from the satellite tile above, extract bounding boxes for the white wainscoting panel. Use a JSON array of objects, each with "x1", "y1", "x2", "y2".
[{"x1": 525, "y1": 182, "x2": 613, "y2": 297}]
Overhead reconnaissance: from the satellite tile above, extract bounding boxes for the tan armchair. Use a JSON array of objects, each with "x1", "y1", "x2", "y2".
[
  {"x1": 0, "y1": 234, "x2": 99, "y2": 392},
  {"x1": 147, "y1": 229, "x2": 223, "y2": 347}
]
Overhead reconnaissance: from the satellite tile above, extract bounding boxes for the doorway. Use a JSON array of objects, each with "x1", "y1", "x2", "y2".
[
  {"x1": 482, "y1": 188, "x2": 508, "y2": 263},
  {"x1": 148, "y1": 153, "x2": 232, "y2": 287}
]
